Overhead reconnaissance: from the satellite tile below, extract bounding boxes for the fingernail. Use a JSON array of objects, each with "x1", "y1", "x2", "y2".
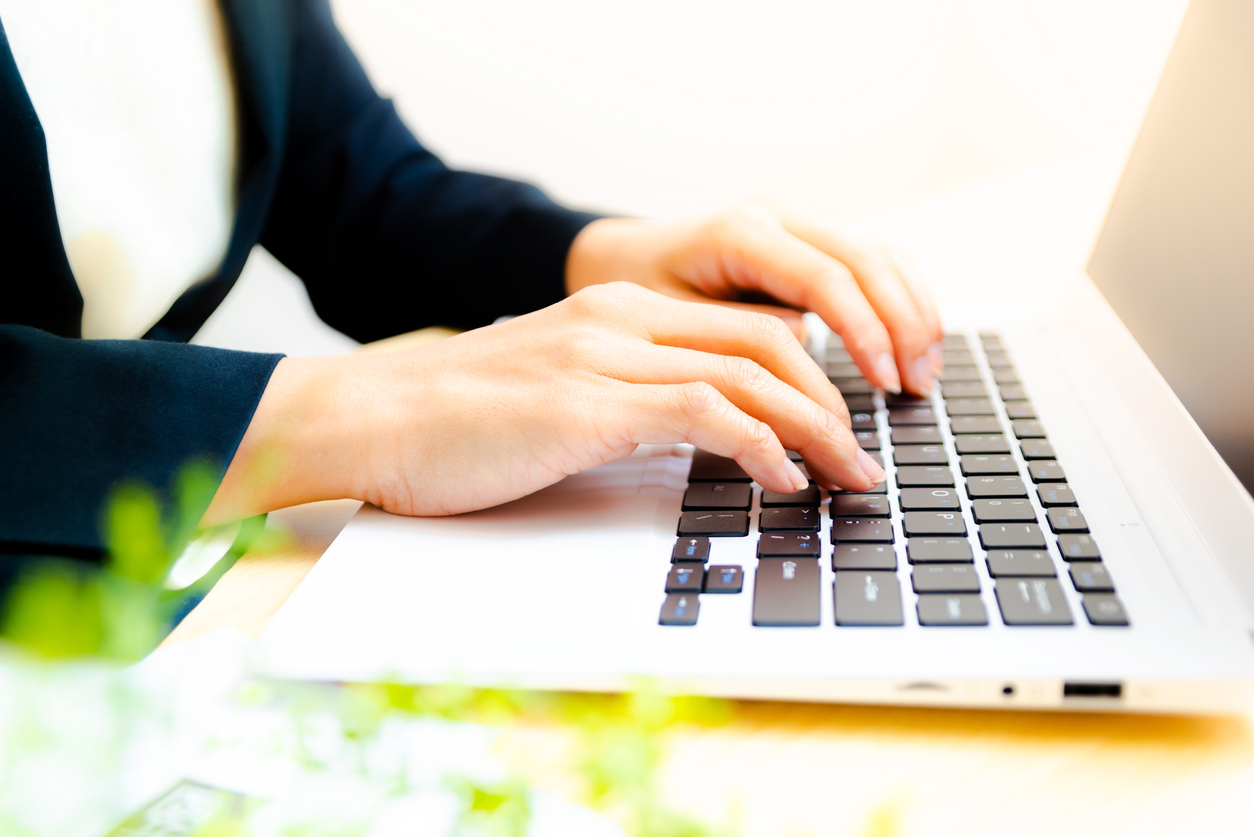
[
  {"x1": 910, "y1": 355, "x2": 933, "y2": 394},
  {"x1": 856, "y1": 448, "x2": 886, "y2": 484},
  {"x1": 784, "y1": 457, "x2": 809, "y2": 492},
  {"x1": 928, "y1": 342, "x2": 944, "y2": 373},
  {"x1": 875, "y1": 352, "x2": 902, "y2": 394}
]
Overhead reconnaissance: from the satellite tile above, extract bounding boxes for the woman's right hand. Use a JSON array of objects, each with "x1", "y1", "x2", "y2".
[{"x1": 203, "y1": 282, "x2": 886, "y2": 524}]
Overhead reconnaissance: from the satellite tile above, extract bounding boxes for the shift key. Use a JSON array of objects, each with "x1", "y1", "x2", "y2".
[
  {"x1": 834, "y1": 572, "x2": 904, "y2": 626},
  {"x1": 753, "y1": 558, "x2": 821, "y2": 626}
]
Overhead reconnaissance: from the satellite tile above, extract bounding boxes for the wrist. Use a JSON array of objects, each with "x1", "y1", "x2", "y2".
[
  {"x1": 202, "y1": 355, "x2": 363, "y2": 525},
  {"x1": 565, "y1": 217, "x2": 660, "y2": 296}
]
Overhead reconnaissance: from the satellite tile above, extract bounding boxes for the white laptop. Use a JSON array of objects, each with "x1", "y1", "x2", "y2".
[{"x1": 255, "y1": 0, "x2": 1254, "y2": 713}]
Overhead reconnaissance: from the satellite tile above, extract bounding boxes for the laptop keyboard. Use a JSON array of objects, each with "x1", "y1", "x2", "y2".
[{"x1": 660, "y1": 332, "x2": 1132, "y2": 629}]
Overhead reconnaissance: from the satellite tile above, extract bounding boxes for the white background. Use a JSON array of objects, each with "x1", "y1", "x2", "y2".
[{"x1": 194, "y1": 0, "x2": 1190, "y2": 354}]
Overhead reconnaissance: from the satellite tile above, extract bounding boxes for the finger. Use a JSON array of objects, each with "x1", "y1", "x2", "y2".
[
  {"x1": 780, "y1": 219, "x2": 938, "y2": 395},
  {"x1": 692, "y1": 209, "x2": 904, "y2": 394},
  {"x1": 608, "y1": 380, "x2": 806, "y2": 494},
  {"x1": 612, "y1": 288, "x2": 850, "y2": 428},
  {"x1": 660, "y1": 281, "x2": 808, "y2": 343},
  {"x1": 890, "y1": 249, "x2": 945, "y2": 372},
  {"x1": 601, "y1": 342, "x2": 881, "y2": 490}
]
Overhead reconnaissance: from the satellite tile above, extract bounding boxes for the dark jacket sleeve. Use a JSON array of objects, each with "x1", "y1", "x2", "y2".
[
  {"x1": 0, "y1": 325, "x2": 281, "y2": 558},
  {"x1": 260, "y1": 0, "x2": 600, "y2": 342}
]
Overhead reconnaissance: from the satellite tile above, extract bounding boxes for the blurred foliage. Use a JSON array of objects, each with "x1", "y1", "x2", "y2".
[
  {"x1": 1, "y1": 459, "x2": 272, "y2": 661},
  {"x1": 0, "y1": 460, "x2": 752, "y2": 837}
]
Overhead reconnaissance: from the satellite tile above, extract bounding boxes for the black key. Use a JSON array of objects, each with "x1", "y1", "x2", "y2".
[
  {"x1": 1011, "y1": 419, "x2": 1046, "y2": 439},
  {"x1": 831, "y1": 518, "x2": 894, "y2": 543},
  {"x1": 907, "y1": 537, "x2": 974, "y2": 563},
  {"x1": 835, "y1": 480, "x2": 888, "y2": 496},
  {"x1": 912, "y1": 564, "x2": 981, "y2": 593},
  {"x1": 683, "y1": 482, "x2": 753, "y2": 510},
  {"x1": 832, "y1": 544, "x2": 897, "y2": 571},
  {"x1": 979, "y1": 523, "x2": 1046, "y2": 549},
  {"x1": 855, "y1": 431, "x2": 881, "y2": 450},
  {"x1": 659, "y1": 594, "x2": 699, "y2": 626},
  {"x1": 978, "y1": 330, "x2": 1001, "y2": 342},
  {"x1": 831, "y1": 494, "x2": 891, "y2": 517},
  {"x1": 994, "y1": 578, "x2": 1074, "y2": 625},
  {"x1": 917, "y1": 594, "x2": 989, "y2": 626},
  {"x1": 899, "y1": 487, "x2": 961, "y2": 511},
  {"x1": 940, "y1": 366, "x2": 982, "y2": 382},
  {"x1": 1083, "y1": 594, "x2": 1130, "y2": 626},
  {"x1": 986, "y1": 550, "x2": 1056, "y2": 577},
  {"x1": 950, "y1": 416, "x2": 1002, "y2": 434},
  {"x1": 758, "y1": 532, "x2": 822, "y2": 557},
  {"x1": 761, "y1": 485, "x2": 821, "y2": 507},
  {"x1": 845, "y1": 394, "x2": 877, "y2": 413},
  {"x1": 960, "y1": 454, "x2": 1019, "y2": 475},
  {"x1": 896, "y1": 466, "x2": 955, "y2": 487},
  {"x1": 985, "y1": 353, "x2": 1013, "y2": 369},
  {"x1": 1028, "y1": 461, "x2": 1066, "y2": 483},
  {"x1": 704, "y1": 565, "x2": 744, "y2": 593},
  {"x1": 760, "y1": 507, "x2": 821, "y2": 532},
  {"x1": 893, "y1": 445, "x2": 948, "y2": 466},
  {"x1": 832, "y1": 377, "x2": 874, "y2": 395},
  {"x1": 785, "y1": 449, "x2": 804, "y2": 461},
  {"x1": 1037, "y1": 483, "x2": 1077, "y2": 507},
  {"x1": 850, "y1": 412, "x2": 876, "y2": 429},
  {"x1": 888, "y1": 407, "x2": 937, "y2": 426},
  {"x1": 966, "y1": 475, "x2": 1028, "y2": 498},
  {"x1": 1020, "y1": 440, "x2": 1056, "y2": 460},
  {"x1": 942, "y1": 334, "x2": 970, "y2": 349},
  {"x1": 992, "y1": 368, "x2": 1020, "y2": 385},
  {"x1": 865, "y1": 450, "x2": 885, "y2": 469},
  {"x1": 1070, "y1": 562, "x2": 1115, "y2": 592},
  {"x1": 672, "y1": 537, "x2": 710, "y2": 563},
  {"x1": 678, "y1": 511, "x2": 749, "y2": 537},
  {"x1": 972, "y1": 498, "x2": 1037, "y2": 523},
  {"x1": 833, "y1": 572, "x2": 904, "y2": 626},
  {"x1": 886, "y1": 392, "x2": 931, "y2": 407},
  {"x1": 942, "y1": 350, "x2": 974, "y2": 365},
  {"x1": 891, "y1": 425, "x2": 942, "y2": 445},
  {"x1": 666, "y1": 564, "x2": 704, "y2": 594},
  {"x1": 689, "y1": 449, "x2": 751, "y2": 482},
  {"x1": 946, "y1": 398, "x2": 996, "y2": 416},
  {"x1": 753, "y1": 558, "x2": 821, "y2": 626},
  {"x1": 1057, "y1": 533, "x2": 1102, "y2": 561},
  {"x1": 903, "y1": 511, "x2": 967, "y2": 536},
  {"x1": 941, "y1": 381, "x2": 988, "y2": 399},
  {"x1": 1047, "y1": 507, "x2": 1089, "y2": 533},
  {"x1": 955, "y1": 435, "x2": 1011, "y2": 454},
  {"x1": 999, "y1": 384, "x2": 1029, "y2": 401},
  {"x1": 1005, "y1": 402, "x2": 1036, "y2": 419},
  {"x1": 826, "y1": 363, "x2": 862, "y2": 378}
]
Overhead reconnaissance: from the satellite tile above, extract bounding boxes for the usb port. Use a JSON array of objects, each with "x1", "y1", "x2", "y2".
[{"x1": 1063, "y1": 682, "x2": 1123, "y2": 698}]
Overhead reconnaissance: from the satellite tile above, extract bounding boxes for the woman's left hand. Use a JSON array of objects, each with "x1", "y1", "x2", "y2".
[{"x1": 565, "y1": 200, "x2": 944, "y2": 395}]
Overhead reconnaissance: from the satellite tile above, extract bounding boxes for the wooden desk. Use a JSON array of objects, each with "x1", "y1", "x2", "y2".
[{"x1": 167, "y1": 163, "x2": 1254, "y2": 836}]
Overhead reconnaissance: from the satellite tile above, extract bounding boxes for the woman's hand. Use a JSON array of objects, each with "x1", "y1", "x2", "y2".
[
  {"x1": 566, "y1": 201, "x2": 943, "y2": 395},
  {"x1": 203, "y1": 283, "x2": 885, "y2": 523}
]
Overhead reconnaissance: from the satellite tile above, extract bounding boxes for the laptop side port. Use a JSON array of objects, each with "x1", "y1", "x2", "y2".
[{"x1": 1063, "y1": 682, "x2": 1123, "y2": 698}]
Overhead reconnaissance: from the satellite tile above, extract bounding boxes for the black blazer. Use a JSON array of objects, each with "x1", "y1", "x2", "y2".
[{"x1": 0, "y1": 0, "x2": 598, "y2": 564}]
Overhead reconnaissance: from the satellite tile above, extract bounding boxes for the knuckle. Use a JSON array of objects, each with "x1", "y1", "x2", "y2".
[
  {"x1": 725, "y1": 356, "x2": 768, "y2": 391},
  {"x1": 743, "y1": 420, "x2": 777, "y2": 457},
  {"x1": 568, "y1": 281, "x2": 642, "y2": 318},
  {"x1": 747, "y1": 311, "x2": 793, "y2": 348},
  {"x1": 677, "y1": 381, "x2": 722, "y2": 417}
]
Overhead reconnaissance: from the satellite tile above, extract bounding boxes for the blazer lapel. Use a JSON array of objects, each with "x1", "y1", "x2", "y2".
[
  {"x1": 0, "y1": 16, "x2": 84, "y2": 337},
  {"x1": 145, "y1": 0, "x2": 292, "y2": 343}
]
